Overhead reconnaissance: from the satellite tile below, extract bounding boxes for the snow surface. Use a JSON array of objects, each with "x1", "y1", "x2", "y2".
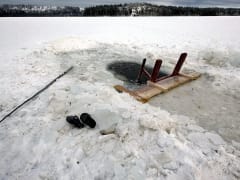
[{"x1": 0, "y1": 17, "x2": 240, "y2": 179}]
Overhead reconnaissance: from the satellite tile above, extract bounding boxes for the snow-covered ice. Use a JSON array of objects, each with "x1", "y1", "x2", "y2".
[{"x1": 0, "y1": 17, "x2": 240, "y2": 179}]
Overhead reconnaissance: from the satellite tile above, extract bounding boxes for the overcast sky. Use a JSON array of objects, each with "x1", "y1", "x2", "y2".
[{"x1": 0, "y1": 0, "x2": 239, "y2": 8}]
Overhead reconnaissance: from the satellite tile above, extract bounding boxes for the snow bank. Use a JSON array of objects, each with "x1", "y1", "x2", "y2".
[{"x1": 0, "y1": 17, "x2": 240, "y2": 179}]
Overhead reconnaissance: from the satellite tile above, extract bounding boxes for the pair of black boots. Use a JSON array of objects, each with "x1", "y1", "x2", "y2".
[{"x1": 66, "y1": 113, "x2": 96, "y2": 129}]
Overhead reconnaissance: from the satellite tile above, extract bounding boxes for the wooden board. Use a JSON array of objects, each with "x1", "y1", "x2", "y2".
[
  {"x1": 114, "y1": 85, "x2": 148, "y2": 103},
  {"x1": 179, "y1": 72, "x2": 201, "y2": 80},
  {"x1": 151, "y1": 76, "x2": 190, "y2": 91},
  {"x1": 114, "y1": 72, "x2": 200, "y2": 103},
  {"x1": 135, "y1": 86, "x2": 163, "y2": 100}
]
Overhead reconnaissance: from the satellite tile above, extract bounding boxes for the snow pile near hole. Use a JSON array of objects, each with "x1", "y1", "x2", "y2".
[{"x1": 0, "y1": 38, "x2": 239, "y2": 180}]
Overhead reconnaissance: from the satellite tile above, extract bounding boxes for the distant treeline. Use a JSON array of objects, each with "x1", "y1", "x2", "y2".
[
  {"x1": 1, "y1": 3, "x2": 240, "y2": 17},
  {"x1": 83, "y1": 3, "x2": 240, "y2": 16}
]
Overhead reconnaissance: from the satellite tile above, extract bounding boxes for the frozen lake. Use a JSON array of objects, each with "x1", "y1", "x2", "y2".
[
  {"x1": 1, "y1": 17, "x2": 239, "y2": 142},
  {"x1": 0, "y1": 17, "x2": 240, "y2": 179}
]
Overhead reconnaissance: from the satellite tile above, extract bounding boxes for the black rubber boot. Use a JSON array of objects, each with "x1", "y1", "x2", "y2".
[
  {"x1": 66, "y1": 115, "x2": 84, "y2": 128},
  {"x1": 80, "y1": 113, "x2": 96, "y2": 128}
]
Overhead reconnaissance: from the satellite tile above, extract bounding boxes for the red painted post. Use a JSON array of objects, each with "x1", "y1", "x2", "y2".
[
  {"x1": 171, "y1": 53, "x2": 187, "y2": 76},
  {"x1": 137, "y1": 59, "x2": 148, "y2": 82},
  {"x1": 150, "y1": 59, "x2": 162, "y2": 82}
]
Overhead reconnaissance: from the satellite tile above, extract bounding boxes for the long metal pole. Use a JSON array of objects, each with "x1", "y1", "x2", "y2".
[{"x1": 0, "y1": 66, "x2": 73, "y2": 123}]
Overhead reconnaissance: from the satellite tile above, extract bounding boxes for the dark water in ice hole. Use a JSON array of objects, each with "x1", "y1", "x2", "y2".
[
  {"x1": 107, "y1": 61, "x2": 168, "y2": 89},
  {"x1": 107, "y1": 61, "x2": 240, "y2": 143}
]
